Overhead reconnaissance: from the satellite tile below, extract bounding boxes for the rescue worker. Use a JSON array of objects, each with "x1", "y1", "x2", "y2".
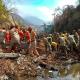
[
  {"x1": 58, "y1": 33, "x2": 67, "y2": 55},
  {"x1": 73, "y1": 30, "x2": 79, "y2": 47},
  {"x1": 10, "y1": 25, "x2": 20, "y2": 52},
  {"x1": 67, "y1": 33, "x2": 77, "y2": 52},
  {"x1": 51, "y1": 41, "x2": 58, "y2": 51},
  {"x1": 77, "y1": 29, "x2": 80, "y2": 48},
  {"x1": 0, "y1": 28, "x2": 6, "y2": 50},
  {"x1": 18, "y1": 28, "x2": 24, "y2": 42},
  {"x1": 25, "y1": 28, "x2": 31, "y2": 52},
  {"x1": 43, "y1": 37, "x2": 50, "y2": 52},
  {"x1": 28, "y1": 27, "x2": 39, "y2": 57},
  {"x1": 5, "y1": 29, "x2": 11, "y2": 52},
  {"x1": 46, "y1": 34, "x2": 52, "y2": 52}
]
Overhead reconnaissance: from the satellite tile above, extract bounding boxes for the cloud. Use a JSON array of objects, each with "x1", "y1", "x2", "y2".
[
  {"x1": 15, "y1": 5, "x2": 53, "y2": 22},
  {"x1": 57, "y1": 0, "x2": 77, "y2": 8},
  {"x1": 36, "y1": 6, "x2": 53, "y2": 21},
  {"x1": 13, "y1": 0, "x2": 77, "y2": 22},
  {"x1": 15, "y1": 5, "x2": 36, "y2": 16}
]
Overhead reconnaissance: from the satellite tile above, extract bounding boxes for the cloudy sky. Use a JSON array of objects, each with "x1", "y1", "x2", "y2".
[{"x1": 9, "y1": 0, "x2": 77, "y2": 22}]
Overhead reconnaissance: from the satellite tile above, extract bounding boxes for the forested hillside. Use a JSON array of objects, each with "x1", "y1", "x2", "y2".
[
  {"x1": 53, "y1": 4, "x2": 80, "y2": 32},
  {"x1": 0, "y1": 0, "x2": 27, "y2": 28}
]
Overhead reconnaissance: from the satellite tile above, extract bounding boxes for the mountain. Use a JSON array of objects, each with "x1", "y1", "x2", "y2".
[
  {"x1": 24, "y1": 16, "x2": 44, "y2": 26},
  {"x1": 11, "y1": 14, "x2": 44, "y2": 27},
  {"x1": 11, "y1": 13, "x2": 28, "y2": 26},
  {"x1": 10, "y1": 13, "x2": 53, "y2": 33}
]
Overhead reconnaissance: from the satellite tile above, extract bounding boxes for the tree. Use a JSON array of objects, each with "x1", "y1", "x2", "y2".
[
  {"x1": 79, "y1": 0, "x2": 80, "y2": 5},
  {"x1": 0, "y1": 0, "x2": 18, "y2": 27},
  {"x1": 52, "y1": 4, "x2": 80, "y2": 32},
  {"x1": 0, "y1": 0, "x2": 10, "y2": 23}
]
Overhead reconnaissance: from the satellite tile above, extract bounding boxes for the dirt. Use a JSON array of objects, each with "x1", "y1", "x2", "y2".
[{"x1": 0, "y1": 39, "x2": 80, "y2": 80}]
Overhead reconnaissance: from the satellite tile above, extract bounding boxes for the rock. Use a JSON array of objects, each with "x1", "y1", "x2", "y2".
[
  {"x1": 39, "y1": 62, "x2": 58, "y2": 71},
  {"x1": 37, "y1": 66, "x2": 42, "y2": 69},
  {"x1": 0, "y1": 74, "x2": 9, "y2": 80}
]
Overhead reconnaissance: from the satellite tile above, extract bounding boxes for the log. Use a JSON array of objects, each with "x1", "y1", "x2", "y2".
[{"x1": 0, "y1": 53, "x2": 19, "y2": 59}]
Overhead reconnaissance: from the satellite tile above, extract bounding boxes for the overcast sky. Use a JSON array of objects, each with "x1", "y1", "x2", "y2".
[{"x1": 8, "y1": 0, "x2": 77, "y2": 22}]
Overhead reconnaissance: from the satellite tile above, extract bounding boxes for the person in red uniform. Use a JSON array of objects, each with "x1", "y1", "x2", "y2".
[
  {"x1": 25, "y1": 28, "x2": 31, "y2": 51},
  {"x1": 20, "y1": 28, "x2": 31, "y2": 51},
  {"x1": 20, "y1": 28, "x2": 31, "y2": 52},
  {"x1": 28, "y1": 27, "x2": 39, "y2": 57},
  {"x1": 5, "y1": 30, "x2": 11, "y2": 52},
  {"x1": 18, "y1": 28, "x2": 24, "y2": 41},
  {"x1": 5, "y1": 30, "x2": 11, "y2": 44},
  {"x1": 25, "y1": 30, "x2": 31, "y2": 44}
]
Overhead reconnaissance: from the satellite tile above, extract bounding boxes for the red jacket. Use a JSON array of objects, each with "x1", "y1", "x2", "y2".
[
  {"x1": 5, "y1": 31, "x2": 11, "y2": 44},
  {"x1": 18, "y1": 30, "x2": 24, "y2": 41},
  {"x1": 25, "y1": 31, "x2": 31, "y2": 43}
]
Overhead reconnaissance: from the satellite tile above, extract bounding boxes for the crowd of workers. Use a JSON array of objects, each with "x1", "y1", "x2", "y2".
[
  {"x1": 0, "y1": 25, "x2": 80, "y2": 57},
  {"x1": 0, "y1": 25, "x2": 39, "y2": 57},
  {"x1": 43, "y1": 29, "x2": 80, "y2": 56}
]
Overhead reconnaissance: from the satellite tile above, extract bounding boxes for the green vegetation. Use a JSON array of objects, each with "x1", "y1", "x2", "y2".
[
  {"x1": 0, "y1": 0, "x2": 22, "y2": 28},
  {"x1": 0, "y1": 0, "x2": 10, "y2": 23}
]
